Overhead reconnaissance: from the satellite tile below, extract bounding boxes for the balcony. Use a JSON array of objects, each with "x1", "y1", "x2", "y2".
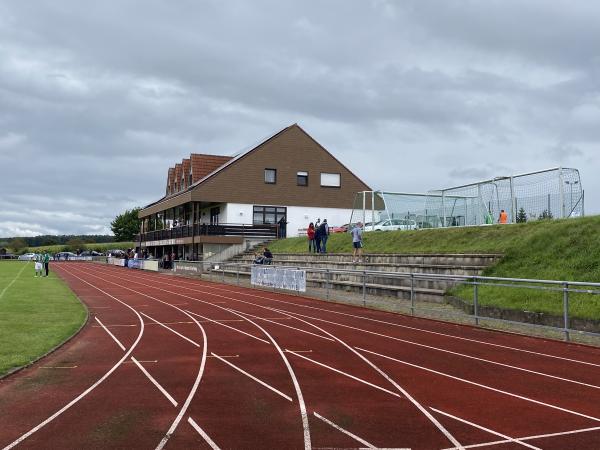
[{"x1": 136, "y1": 223, "x2": 278, "y2": 243}]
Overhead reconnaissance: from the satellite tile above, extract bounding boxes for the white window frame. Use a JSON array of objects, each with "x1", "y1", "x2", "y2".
[{"x1": 320, "y1": 172, "x2": 341, "y2": 187}]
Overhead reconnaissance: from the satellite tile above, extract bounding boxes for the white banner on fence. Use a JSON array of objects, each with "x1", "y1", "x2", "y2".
[
  {"x1": 251, "y1": 266, "x2": 306, "y2": 292},
  {"x1": 105, "y1": 257, "x2": 158, "y2": 271}
]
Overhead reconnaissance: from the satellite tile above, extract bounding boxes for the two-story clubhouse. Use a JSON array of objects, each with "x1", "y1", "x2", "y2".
[{"x1": 137, "y1": 124, "x2": 371, "y2": 260}]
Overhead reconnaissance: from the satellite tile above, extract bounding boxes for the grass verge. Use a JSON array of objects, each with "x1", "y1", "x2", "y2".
[{"x1": 0, "y1": 261, "x2": 87, "y2": 376}]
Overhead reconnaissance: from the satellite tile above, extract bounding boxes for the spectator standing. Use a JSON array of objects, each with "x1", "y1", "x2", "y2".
[
  {"x1": 34, "y1": 253, "x2": 43, "y2": 277},
  {"x1": 277, "y1": 216, "x2": 288, "y2": 239},
  {"x1": 43, "y1": 252, "x2": 50, "y2": 277},
  {"x1": 306, "y1": 222, "x2": 316, "y2": 252},
  {"x1": 319, "y1": 219, "x2": 330, "y2": 253},
  {"x1": 351, "y1": 222, "x2": 363, "y2": 263},
  {"x1": 314, "y1": 222, "x2": 322, "y2": 253}
]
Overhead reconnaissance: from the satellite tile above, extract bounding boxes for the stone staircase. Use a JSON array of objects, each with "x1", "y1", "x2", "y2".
[{"x1": 225, "y1": 252, "x2": 502, "y2": 302}]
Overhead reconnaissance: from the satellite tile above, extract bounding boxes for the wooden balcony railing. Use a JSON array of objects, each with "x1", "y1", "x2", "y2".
[{"x1": 136, "y1": 223, "x2": 278, "y2": 243}]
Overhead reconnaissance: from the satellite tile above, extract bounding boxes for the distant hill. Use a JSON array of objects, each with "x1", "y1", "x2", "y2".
[{"x1": 0, "y1": 235, "x2": 116, "y2": 247}]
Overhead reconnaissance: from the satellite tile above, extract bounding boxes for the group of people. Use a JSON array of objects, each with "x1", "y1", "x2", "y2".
[
  {"x1": 253, "y1": 248, "x2": 273, "y2": 265},
  {"x1": 305, "y1": 220, "x2": 365, "y2": 263},
  {"x1": 33, "y1": 252, "x2": 50, "y2": 277},
  {"x1": 306, "y1": 219, "x2": 330, "y2": 253}
]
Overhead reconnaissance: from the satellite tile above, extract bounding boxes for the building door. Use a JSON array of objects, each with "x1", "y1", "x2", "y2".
[{"x1": 210, "y1": 207, "x2": 220, "y2": 225}]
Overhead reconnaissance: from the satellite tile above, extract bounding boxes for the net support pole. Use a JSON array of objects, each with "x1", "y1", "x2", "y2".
[
  {"x1": 477, "y1": 184, "x2": 482, "y2": 225},
  {"x1": 509, "y1": 176, "x2": 516, "y2": 223},
  {"x1": 371, "y1": 191, "x2": 375, "y2": 225},
  {"x1": 441, "y1": 191, "x2": 446, "y2": 227},
  {"x1": 362, "y1": 191, "x2": 366, "y2": 229},
  {"x1": 559, "y1": 167, "x2": 565, "y2": 218}
]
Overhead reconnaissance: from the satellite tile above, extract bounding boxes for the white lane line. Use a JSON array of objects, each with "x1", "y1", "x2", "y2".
[
  {"x1": 356, "y1": 347, "x2": 600, "y2": 423},
  {"x1": 313, "y1": 412, "x2": 377, "y2": 449},
  {"x1": 131, "y1": 357, "x2": 178, "y2": 407},
  {"x1": 430, "y1": 407, "x2": 541, "y2": 450},
  {"x1": 145, "y1": 321, "x2": 194, "y2": 326},
  {"x1": 92, "y1": 324, "x2": 137, "y2": 328},
  {"x1": 443, "y1": 424, "x2": 600, "y2": 449},
  {"x1": 124, "y1": 360, "x2": 158, "y2": 364},
  {"x1": 222, "y1": 307, "x2": 312, "y2": 450},
  {"x1": 246, "y1": 303, "x2": 463, "y2": 449},
  {"x1": 239, "y1": 310, "x2": 335, "y2": 341},
  {"x1": 211, "y1": 352, "x2": 293, "y2": 402},
  {"x1": 161, "y1": 277, "x2": 600, "y2": 369},
  {"x1": 207, "y1": 354, "x2": 238, "y2": 358},
  {"x1": 0, "y1": 261, "x2": 28, "y2": 300},
  {"x1": 3, "y1": 267, "x2": 145, "y2": 450},
  {"x1": 64, "y1": 265, "x2": 209, "y2": 450},
  {"x1": 95, "y1": 316, "x2": 127, "y2": 351},
  {"x1": 185, "y1": 310, "x2": 269, "y2": 344},
  {"x1": 188, "y1": 417, "x2": 221, "y2": 450},
  {"x1": 232, "y1": 303, "x2": 600, "y2": 391},
  {"x1": 139, "y1": 311, "x2": 200, "y2": 348},
  {"x1": 286, "y1": 351, "x2": 401, "y2": 398}
]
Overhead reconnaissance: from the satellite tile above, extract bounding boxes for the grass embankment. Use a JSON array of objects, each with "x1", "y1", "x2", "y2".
[
  {"x1": 269, "y1": 216, "x2": 600, "y2": 320},
  {"x1": 0, "y1": 261, "x2": 87, "y2": 376},
  {"x1": 25, "y1": 241, "x2": 133, "y2": 254}
]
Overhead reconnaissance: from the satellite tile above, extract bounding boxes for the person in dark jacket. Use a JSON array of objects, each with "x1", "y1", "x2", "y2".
[
  {"x1": 314, "y1": 222, "x2": 322, "y2": 253},
  {"x1": 319, "y1": 219, "x2": 330, "y2": 253}
]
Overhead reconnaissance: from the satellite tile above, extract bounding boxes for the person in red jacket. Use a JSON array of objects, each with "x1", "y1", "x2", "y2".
[{"x1": 307, "y1": 222, "x2": 316, "y2": 252}]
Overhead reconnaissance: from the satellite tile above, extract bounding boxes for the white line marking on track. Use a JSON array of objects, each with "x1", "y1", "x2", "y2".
[
  {"x1": 95, "y1": 317, "x2": 127, "y2": 351},
  {"x1": 144, "y1": 321, "x2": 194, "y2": 325},
  {"x1": 0, "y1": 261, "x2": 28, "y2": 300},
  {"x1": 285, "y1": 349, "x2": 312, "y2": 353},
  {"x1": 188, "y1": 417, "x2": 221, "y2": 450},
  {"x1": 207, "y1": 354, "x2": 238, "y2": 358},
  {"x1": 211, "y1": 352, "x2": 293, "y2": 401},
  {"x1": 139, "y1": 311, "x2": 200, "y2": 347},
  {"x1": 313, "y1": 412, "x2": 377, "y2": 449},
  {"x1": 442, "y1": 424, "x2": 600, "y2": 449},
  {"x1": 62, "y1": 264, "x2": 209, "y2": 450},
  {"x1": 92, "y1": 324, "x2": 137, "y2": 327},
  {"x1": 225, "y1": 302, "x2": 600, "y2": 391},
  {"x1": 131, "y1": 357, "x2": 178, "y2": 407},
  {"x1": 356, "y1": 346, "x2": 600, "y2": 422},
  {"x1": 124, "y1": 360, "x2": 158, "y2": 364},
  {"x1": 160, "y1": 276, "x2": 600, "y2": 368},
  {"x1": 2, "y1": 266, "x2": 146, "y2": 450},
  {"x1": 243, "y1": 304, "x2": 464, "y2": 449},
  {"x1": 238, "y1": 310, "x2": 335, "y2": 341},
  {"x1": 430, "y1": 407, "x2": 542, "y2": 450},
  {"x1": 184, "y1": 310, "x2": 269, "y2": 344},
  {"x1": 286, "y1": 350, "x2": 402, "y2": 398}
]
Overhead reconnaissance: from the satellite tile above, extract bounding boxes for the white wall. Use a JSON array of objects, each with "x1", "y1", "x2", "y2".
[
  {"x1": 220, "y1": 203, "x2": 254, "y2": 224},
  {"x1": 286, "y1": 206, "x2": 354, "y2": 237}
]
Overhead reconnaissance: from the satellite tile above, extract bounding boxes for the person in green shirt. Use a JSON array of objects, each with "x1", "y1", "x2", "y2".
[{"x1": 43, "y1": 252, "x2": 50, "y2": 277}]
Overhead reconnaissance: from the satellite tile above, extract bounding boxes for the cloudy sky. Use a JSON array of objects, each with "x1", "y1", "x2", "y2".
[{"x1": 0, "y1": 0, "x2": 598, "y2": 237}]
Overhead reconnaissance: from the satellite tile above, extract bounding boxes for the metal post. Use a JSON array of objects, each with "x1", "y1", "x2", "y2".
[
  {"x1": 410, "y1": 274, "x2": 415, "y2": 315},
  {"x1": 236, "y1": 264, "x2": 240, "y2": 285},
  {"x1": 362, "y1": 271, "x2": 367, "y2": 307},
  {"x1": 371, "y1": 191, "x2": 375, "y2": 226},
  {"x1": 222, "y1": 266, "x2": 225, "y2": 283},
  {"x1": 563, "y1": 282, "x2": 570, "y2": 341},
  {"x1": 442, "y1": 191, "x2": 446, "y2": 227},
  {"x1": 509, "y1": 176, "x2": 516, "y2": 223},
  {"x1": 559, "y1": 167, "x2": 565, "y2": 218},
  {"x1": 473, "y1": 277, "x2": 479, "y2": 325},
  {"x1": 326, "y1": 269, "x2": 330, "y2": 300},
  {"x1": 362, "y1": 192, "x2": 366, "y2": 229}
]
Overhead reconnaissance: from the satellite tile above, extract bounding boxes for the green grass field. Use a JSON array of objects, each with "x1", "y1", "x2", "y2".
[
  {"x1": 269, "y1": 216, "x2": 600, "y2": 320},
  {"x1": 0, "y1": 261, "x2": 87, "y2": 376}
]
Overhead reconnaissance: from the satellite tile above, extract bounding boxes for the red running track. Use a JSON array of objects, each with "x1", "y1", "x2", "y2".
[{"x1": 2, "y1": 262, "x2": 600, "y2": 449}]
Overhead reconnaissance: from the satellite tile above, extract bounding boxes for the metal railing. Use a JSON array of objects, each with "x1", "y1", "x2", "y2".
[
  {"x1": 136, "y1": 223, "x2": 278, "y2": 243},
  {"x1": 160, "y1": 260, "x2": 600, "y2": 342}
]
